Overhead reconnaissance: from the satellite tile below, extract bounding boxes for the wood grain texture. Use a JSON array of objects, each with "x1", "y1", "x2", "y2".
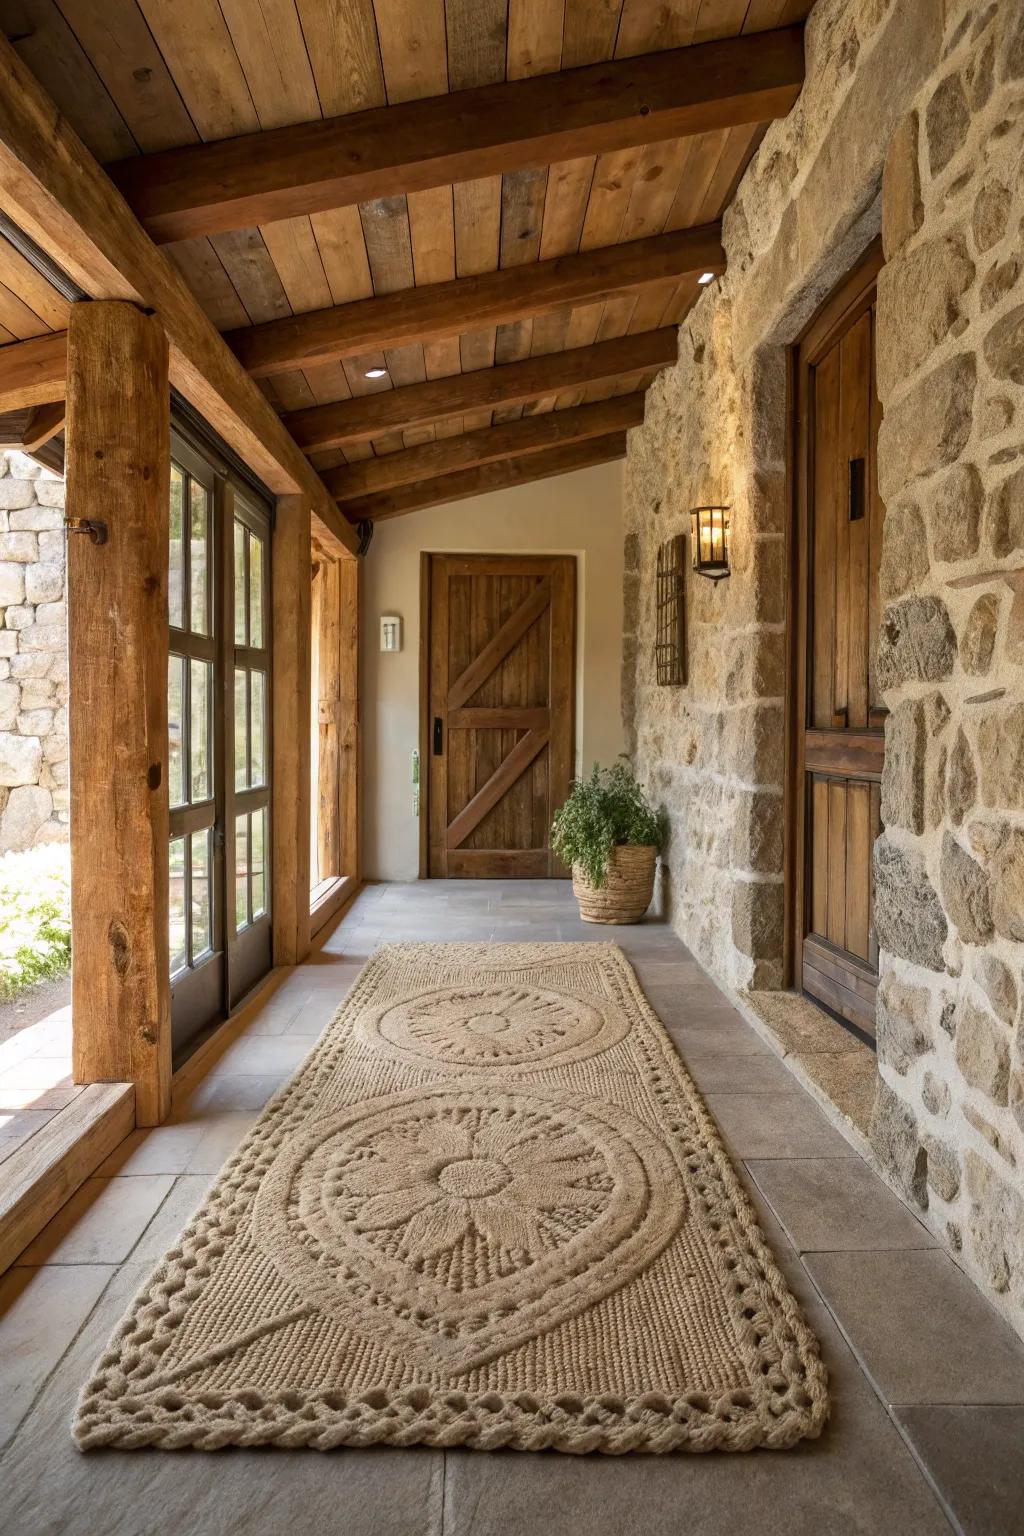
[
  {"x1": 271, "y1": 494, "x2": 312, "y2": 967},
  {"x1": 226, "y1": 223, "x2": 723, "y2": 378},
  {"x1": 0, "y1": 330, "x2": 67, "y2": 408},
  {"x1": 107, "y1": 29, "x2": 805, "y2": 242},
  {"x1": 326, "y1": 393, "x2": 644, "y2": 499},
  {"x1": 67, "y1": 300, "x2": 172, "y2": 1128},
  {"x1": 286, "y1": 328, "x2": 674, "y2": 450},
  {"x1": 344, "y1": 433, "x2": 627, "y2": 522}
]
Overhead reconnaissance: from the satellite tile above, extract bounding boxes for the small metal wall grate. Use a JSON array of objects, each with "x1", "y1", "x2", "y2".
[{"x1": 655, "y1": 533, "x2": 686, "y2": 685}]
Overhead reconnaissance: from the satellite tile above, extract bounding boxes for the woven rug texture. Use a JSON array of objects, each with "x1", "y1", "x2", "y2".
[{"x1": 74, "y1": 943, "x2": 829, "y2": 1453}]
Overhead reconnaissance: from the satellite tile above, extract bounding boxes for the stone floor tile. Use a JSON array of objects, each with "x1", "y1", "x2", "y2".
[
  {"x1": 804, "y1": 1248, "x2": 1024, "y2": 1405},
  {"x1": 182, "y1": 1071, "x2": 291, "y2": 1113},
  {"x1": 893, "y1": 1404, "x2": 1024, "y2": 1536},
  {"x1": 705, "y1": 1092, "x2": 858, "y2": 1159},
  {"x1": 184, "y1": 1110, "x2": 258, "y2": 1173},
  {"x1": 746, "y1": 1158, "x2": 937, "y2": 1253},
  {"x1": 208, "y1": 1033, "x2": 315, "y2": 1076},
  {"x1": 18, "y1": 1175, "x2": 175, "y2": 1266},
  {"x1": 682, "y1": 1051, "x2": 798, "y2": 1095},
  {"x1": 128, "y1": 1174, "x2": 214, "y2": 1264},
  {"x1": 96, "y1": 1121, "x2": 207, "y2": 1177},
  {"x1": 665, "y1": 1017, "x2": 773, "y2": 1058},
  {"x1": 0, "y1": 1263, "x2": 115, "y2": 1452}
]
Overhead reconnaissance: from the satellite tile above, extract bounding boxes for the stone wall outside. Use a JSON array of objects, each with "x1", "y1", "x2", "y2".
[
  {"x1": 622, "y1": 0, "x2": 1024, "y2": 1337},
  {"x1": 0, "y1": 450, "x2": 68, "y2": 851}
]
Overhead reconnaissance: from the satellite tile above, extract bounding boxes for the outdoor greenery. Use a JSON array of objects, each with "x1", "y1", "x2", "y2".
[
  {"x1": 551, "y1": 760, "x2": 662, "y2": 888},
  {"x1": 0, "y1": 843, "x2": 71, "y2": 1001}
]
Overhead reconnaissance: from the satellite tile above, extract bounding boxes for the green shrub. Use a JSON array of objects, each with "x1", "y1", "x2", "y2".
[
  {"x1": 0, "y1": 843, "x2": 71, "y2": 1001},
  {"x1": 551, "y1": 760, "x2": 662, "y2": 889}
]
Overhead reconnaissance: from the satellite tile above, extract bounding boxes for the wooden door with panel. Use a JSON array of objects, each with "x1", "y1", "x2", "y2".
[
  {"x1": 794, "y1": 246, "x2": 886, "y2": 1042},
  {"x1": 425, "y1": 554, "x2": 575, "y2": 878}
]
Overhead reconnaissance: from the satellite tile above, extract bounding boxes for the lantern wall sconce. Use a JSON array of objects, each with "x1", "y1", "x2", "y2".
[{"x1": 689, "y1": 505, "x2": 731, "y2": 581}]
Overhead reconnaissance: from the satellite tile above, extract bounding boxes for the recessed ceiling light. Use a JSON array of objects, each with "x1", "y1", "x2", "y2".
[
  {"x1": 698, "y1": 272, "x2": 716, "y2": 285},
  {"x1": 364, "y1": 366, "x2": 388, "y2": 379}
]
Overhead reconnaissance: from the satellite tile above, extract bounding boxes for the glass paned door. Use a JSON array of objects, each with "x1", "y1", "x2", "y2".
[{"x1": 168, "y1": 431, "x2": 272, "y2": 1058}]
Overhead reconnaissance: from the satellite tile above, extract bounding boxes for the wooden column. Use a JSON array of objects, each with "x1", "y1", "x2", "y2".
[
  {"x1": 271, "y1": 495, "x2": 312, "y2": 965},
  {"x1": 67, "y1": 300, "x2": 171, "y2": 1127},
  {"x1": 338, "y1": 556, "x2": 361, "y2": 884},
  {"x1": 315, "y1": 557, "x2": 342, "y2": 882}
]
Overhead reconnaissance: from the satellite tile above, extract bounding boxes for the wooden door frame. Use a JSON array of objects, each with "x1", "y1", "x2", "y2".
[
  {"x1": 784, "y1": 238, "x2": 885, "y2": 991},
  {"x1": 418, "y1": 551, "x2": 577, "y2": 879}
]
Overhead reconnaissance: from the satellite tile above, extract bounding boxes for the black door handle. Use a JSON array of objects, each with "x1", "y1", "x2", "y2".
[{"x1": 433, "y1": 716, "x2": 443, "y2": 755}]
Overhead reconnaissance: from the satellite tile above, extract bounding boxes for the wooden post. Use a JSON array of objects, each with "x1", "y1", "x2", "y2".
[
  {"x1": 67, "y1": 300, "x2": 171, "y2": 1128},
  {"x1": 315, "y1": 558, "x2": 342, "y2": 882},
  {"x1": 338, "y1": 557, "x2": 361, "y2": 884},
  {"x1": 272, "y1": 495, "x2": 312, "y2": 965}
]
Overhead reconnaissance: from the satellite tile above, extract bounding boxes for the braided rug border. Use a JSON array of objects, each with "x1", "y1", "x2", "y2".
[{"x1": 73, "y1": 942, "x2": 830, "y2": 1454}]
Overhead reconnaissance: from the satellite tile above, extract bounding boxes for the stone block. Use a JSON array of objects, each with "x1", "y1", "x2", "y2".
[
  {"x1": 977, "y1": 705, "x2": 1024, "y2": 811},
  {"x1": 0, "y1": 532, "x2": 38, "y2": 563},
  {"x1": 959, "y1": 592, "x2": 999, "y2": 675},
  {"x1": 0, "y1": 730, "x2": 41, "y2": 786},
  {"x1": 731, "y1": 788, "x2": 784, "y2": 875},
  {"x1": 881, "y1": 698, "x2": 926, "y2": 833},
  {"x1": 36, "y1": 531, "x2": 65, "y2": 566},
  {"x1": 9, "y1": 652, "x2": 49, "y2": 679},
  {"x1": 8, "y1": 505, "x2": 63, "y2": 531},
  {"x1": 940, "y1": 832, "x2": 993, "y2": 943},
  {"x1": 4, "y1": 605, "x2": 33, "y2": 631},
  {"x1": 873, "y1": 838, "x2": 948, "y2": 970},
  {"x1": 17, "y1": 681, "x2": 53, "y2": 711},
  {"x1": 877, "y1": 596, "x2": 957, "y2": 691},
  {"x1": 986, "y1": 465, "x2": 1023, "y2": 558},
  {"x1": 730, "y1": 878, "x2": 784, "y2": 962},
  {"x1": 955, "y1": 1000, "x2": 1010, "y2": 1104},
  {"x1": 0, "y1": 783, "x2": 52, "y2": 852},
  {"x1": 972, "y1": 178, "x2": 1011, "y2": 251},
  {"x1": 922, "y1": 1135, "x2": 961, "y2": 1203},
  {"x1": 881, "y1": 109, "x2": 923, "y2": 258},
  {"x1": 23, "y1": 563, "x2": 64, "y2": 604},
  {"x1": 946, "y1": 727, "x2": 977, "y2": 827},
  {"x1": 974, "y1": 953, "x2": 1018, "y2": 1027},
  {"x1": 964, "y1": 1149, "x2": 1024, "y2": 1296},
  {"x1": 32, "y1": 478, "x2": 65, "y2": 508},
  {"x1": 0, "y1": 479, "x2": 35, "y2": 511},
  {"x1": 876, "y1": 974, "x2": 932, "y2": 1074},
  {"x1": 0, "y1": 564, "x2": 24, "y2": 605},
  {"x1": 983, "y1": 305, "x2": 1024, "y2": 386},
  {"x1": 722, "y1": 702, "x2": 785, "y2": 786},
  {"x1": 879, "y1": 502, "x2": 929, "y2": 599},
  {"x1": 921, "y1": 1071, "x2": 951, "y2": 1116},
  {"x1": 17, "y1": 708, "x2": 53, "y2": 736},
  {"x1": 0, "y1": 679, "x2": 17, "y2": 730},
  {"x1": 980, "y1": 256, "x2": 1020, "y2": 312},
  {"x1": 927, "y1": 463, "x2": 983, "y2": 562},
  {"x1": 877, "y1": 354, "x2": 976, "y2": 499},
  {"x1": 870, "y1": 1077, "x2": 928, "y2": 1208},
  {"x1": 34, "y1": 600, "x2": 66, "y2": 625},
  {"x1": 17, "y1": 623, "x2": 66, "y2": 653},
  {"x1": 0, "y1": 631, "x2": 16, "y2": 657},
  {"x1": 989, "y1": 828, "x2": 1024, "y2": 942},
  {"x1": 876, "y1": 233, "x2": 975, "y2": 399},
  {"x1": 925, "y1": 70, "x2": 969, "y2": 176},
  {"x1": 750, "y1": 538, "x2": 785, "y2": 625}
]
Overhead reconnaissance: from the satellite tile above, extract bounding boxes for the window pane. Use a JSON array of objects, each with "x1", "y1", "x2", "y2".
[
  {"x1": 234, "y1": 667, "x2": 248, "y2": 791},
  {"x1": 234, "y1": 520, "x2": 246, "y2": 644},
  {"x1": 189, "y1": 479, "x2": 209, "y2": 634},
  {"x1": 189, "y1": 659, "x2": 211, "y2": 802},
  {"x1": 169, "y1": 465, "x2": 184, "y2": 628},
  {"x1": 191, "y1": 828, "x2": 211, "y2": 960},
  {"x1": 169, "y1": 836, "x2": 187, "y2": 975},
  {"x1": 249, "y1": 530, "x2": 264, "y2": 647},
  {"x1": 235, "y1": 813, "x2": 249, "y2": 931},
  {"x1": 250, "y1": 669, "x2": 266, "y2": 787},
  {"x1": 168, "y1": 654, "x2": 184, "y2": 808},
  {"x1": 252, "y1": 806, "x2": 266, "y2": 920}
]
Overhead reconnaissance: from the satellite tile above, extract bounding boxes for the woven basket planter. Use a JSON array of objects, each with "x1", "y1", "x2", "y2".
[{"x1": 572, "y1": 844, "x2": 658, "y2": 924}]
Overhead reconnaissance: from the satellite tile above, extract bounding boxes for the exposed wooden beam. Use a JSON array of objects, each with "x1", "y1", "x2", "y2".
[
  {"x1": 0, "y1": 33, "x2": 356, "y2": 557},
  {"x1": 229, "y1": 226, "x2": 723, "y2": 379},
  {"x1": 288, "y1": 329, "x2": 675, "y2": 452},
  {"x1": 339, "y1": 434, "x2": 628, "y2": 522},
  {"x1": 0, "y1": 330, "x2": 66, "y2": 409},
  {"x1": 107, "y1": 28, "x2": 805, "y2": 244},
  {"x1": 22, "y1": 397, "x2": 65, "y2": 450},
  {"x1": 325, "y1": 395, "x2": 645, "y2": 500}
]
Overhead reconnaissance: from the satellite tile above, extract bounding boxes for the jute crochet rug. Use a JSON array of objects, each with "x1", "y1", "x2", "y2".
[{"x1": 75, "y1": 943, "x2": 828, "y2": 1453}]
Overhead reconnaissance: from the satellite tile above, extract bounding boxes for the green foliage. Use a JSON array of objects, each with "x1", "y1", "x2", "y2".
[
  {"x1": 551, "y1": 760, "x2": 662, "y2": 888},
  {"x1": 0, "y1": 844, "x2": 71, "y2": 1002}
]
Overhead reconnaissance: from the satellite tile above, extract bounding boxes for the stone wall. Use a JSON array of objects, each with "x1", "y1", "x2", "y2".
[
  {"x1": 622, "y1": 0, "x2": 1024, "y2": 1336},
  {"x1": 0, "y1": 450, "x2": 68, "y2": 851}
]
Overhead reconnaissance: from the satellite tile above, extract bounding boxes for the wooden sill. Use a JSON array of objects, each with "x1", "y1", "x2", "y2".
[
  {"x1": 0, "y1": 1081, "x2": 135, "y2": 1277},
  {"x1": 310, "y1": 874, "x2": 359, "y2": 937}
]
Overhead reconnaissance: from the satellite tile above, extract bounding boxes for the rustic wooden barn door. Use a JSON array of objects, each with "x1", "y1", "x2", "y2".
[
  {"x1": 425, "y1": 554, "x2": 575, "y2": 878},
  {"x1": 793, "y1": 246, "x2": 885, "y2": 1042}
]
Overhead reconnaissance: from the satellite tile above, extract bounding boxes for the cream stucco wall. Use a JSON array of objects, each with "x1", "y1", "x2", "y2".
[{"x1": 361, "y1": 459, "x2": 626, "y2": 881}]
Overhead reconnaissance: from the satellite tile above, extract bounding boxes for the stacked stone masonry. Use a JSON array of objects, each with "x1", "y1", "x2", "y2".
[
  {"x1": 0, "y1": 450, "x2": 69, "y2": 852},
  {"x1": 622, "y1": 0, "x2": 1024, "y2": 1338}
]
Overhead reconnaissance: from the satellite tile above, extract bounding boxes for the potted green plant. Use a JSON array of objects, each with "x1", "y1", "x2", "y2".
[{"x1": 551, "y1": 760, "x2": 663, "y2": 924}]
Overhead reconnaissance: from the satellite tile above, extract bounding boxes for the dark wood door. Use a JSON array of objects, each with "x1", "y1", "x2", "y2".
[
  {"x1": 425, "y1": 554, "x2": 575, "y2": 878},
  {"x1": 794, "y1": 246, "x2": 885, "y2": 1042}
]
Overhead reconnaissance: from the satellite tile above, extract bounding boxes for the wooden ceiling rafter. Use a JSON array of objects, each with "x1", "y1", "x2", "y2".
[
  {"x1": 106, "y1": 28, "x2": 805, "y2": 244},
  {"x1": 284, "y1": 327, "x2": 678, "y2": 452}
]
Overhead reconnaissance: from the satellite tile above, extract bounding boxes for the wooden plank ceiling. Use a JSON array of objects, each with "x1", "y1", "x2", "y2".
[{"x1": 0, "y1": 0, "x2": 810, "y2": 521}]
